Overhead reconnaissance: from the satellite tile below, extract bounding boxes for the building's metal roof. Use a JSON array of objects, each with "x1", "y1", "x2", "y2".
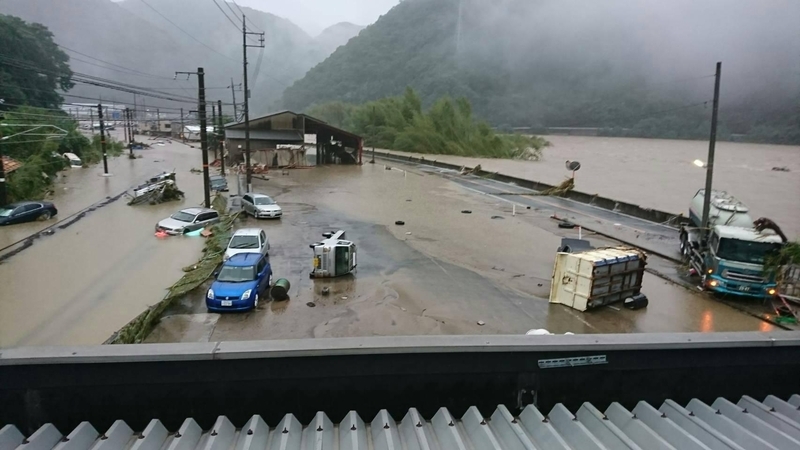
[
  {"x1": 1, "y1": 156, "x2": 22, "y2": 174},
  {"x1": 3, "y1": 394, "x2": 799, "y2": 450},
  {"x1": 224, "y1": 129, "x2": 304, "y2": 142}
]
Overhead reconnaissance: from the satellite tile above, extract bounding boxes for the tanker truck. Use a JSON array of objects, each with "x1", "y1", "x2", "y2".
[{"x1": 679, "y1": 189, "x2": 786, "y2": 298}]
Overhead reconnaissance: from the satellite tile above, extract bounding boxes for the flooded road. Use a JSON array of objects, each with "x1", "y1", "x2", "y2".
[
  {"x1": 147, "y1": 162, "x2": 773, "y2": 344},
  {"x1": 378, "y1": 136, "x2": 800, "y2": 237},
  {"x1": 0, "y1": 135, "x2": 209, "y2": 346}
]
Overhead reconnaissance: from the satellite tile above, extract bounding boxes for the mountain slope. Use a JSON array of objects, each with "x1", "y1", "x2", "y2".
[
  {"x1": 314, "y1": 22, "x2": 364, "y2": 55},
  {"x1": 282, "y1": 0, "x2": 800, "y2": 140},
  {"x1": 0, "y1": 0, "x2": 344, "y2": 115}
]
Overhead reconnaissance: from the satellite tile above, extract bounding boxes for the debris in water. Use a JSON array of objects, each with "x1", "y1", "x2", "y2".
[
  {"x1": 190, "y1": 168, "x2": 202, "y2": 174},
  {"x1": 406, "y1": 199, "x2": 412, "y2": 202},
  {"x1": 772, "y1": 166, "x2": 790, "y2": 172},
  {"x1": 306, "y1": 302, "x2": 316, "y2": 307},
  {"x1": 477, "y1": 320, "x2": 485, "y2": 326},
  {"x1": 461, "y1": 210, "x2": 472, "y2": 214},
  {"x1": 491, "y1": 215, "x2": 504, "y2": 220},
  {"x1": 154, "y1": 230, "x2": 168, "y2": 239},
  {"x1": 185, "y1": 229, "x2": 202, "y2": 237},
  {"x1": 537, "y1": 283, "x2": 543, "y2": 287},
  {"x1": 395, "y1": 220, "x2": 405, "y2": 225},
  {"x1": 405, "y1": 232, "x2": 412, "y2": 235},
  {"x1": 201, "y1": 228, "x2": 213, "y2": 237},
  {"x1": 558, "y1": 221, "x2": 576, "y2": 229},
  {"x1": 342, "y1": 296, "x2": 348, "y2": 300},
  {"x1": 271, "y1": 278, "x2": 291, "y2": 301},
  {"x1": 42, "y1": 229, "x2": 55, "y2": 236},
  {"x1": 321, "y1": 287, "x2": 330, "y2": 295},
  {"x1": 614, "y1": 223, "x2": 621, "y2": 226}
]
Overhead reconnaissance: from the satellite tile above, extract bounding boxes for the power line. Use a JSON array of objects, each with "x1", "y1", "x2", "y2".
[
  {"x1": 231, "y1": 0, "x2": 263, "y2": 33},
  {"x1": 57, "y1": 45, "x2": 174, "y2": 80},
  {"x1": 212, "y1": 0, "x2": 244, "y2": 32},
  {"x1": 137, "y1": 0, "x2": 238, "y2": 63}
]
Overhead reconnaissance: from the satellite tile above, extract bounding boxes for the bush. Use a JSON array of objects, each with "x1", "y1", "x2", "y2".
[{"x1": 307, "y1": 88, "x2": 549, "y2": 159}]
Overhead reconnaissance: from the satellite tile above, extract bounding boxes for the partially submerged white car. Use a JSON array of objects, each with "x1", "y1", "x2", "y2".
[{"x1": 224, "y1": 228, "x2": 269, "y2": 261}]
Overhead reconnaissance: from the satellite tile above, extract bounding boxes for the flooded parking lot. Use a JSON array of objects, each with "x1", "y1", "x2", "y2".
[{"x1": 146, "y1": 162, "x2": 773, "y2": 343}]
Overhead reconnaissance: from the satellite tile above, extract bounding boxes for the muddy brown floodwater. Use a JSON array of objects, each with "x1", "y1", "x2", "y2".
[
  {"x1": 147, "y1": 162, "x2": 773, "y2": 344},
  {"x1": 0, "y1": 135, "x2": 208, "y2": 346},
  {"x1": 378, "y1": 136, "x2": 800, "y2": 238}
]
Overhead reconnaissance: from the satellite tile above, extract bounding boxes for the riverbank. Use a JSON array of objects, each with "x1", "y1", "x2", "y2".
[{"x1": 371, "y1": 135, "x2": 800, "y2": 237}]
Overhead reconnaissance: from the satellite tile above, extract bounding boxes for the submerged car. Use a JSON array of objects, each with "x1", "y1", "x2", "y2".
[
  {"x1": 155, "y1": 207, "x2": 219, "y2": 235},
  {"x1": 241, "y1": 193, "x2": 282, "y2": 219},
  {"x1": 209, "y1": 175, "x2": 229, "y2": 192},
  {"x1": 206, "y1": 253, "x2": 272, "y2": 312},
  {"x1": 224, "y1": 228, "x2": 269, "y2": 262},
  {"x1": 0, "y1": 201, "x2": 58, "y2": 225}
]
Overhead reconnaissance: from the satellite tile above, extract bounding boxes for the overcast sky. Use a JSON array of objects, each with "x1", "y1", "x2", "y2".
[{"x1": 233, "y1": 0, "x2": 399, "y2": 35}]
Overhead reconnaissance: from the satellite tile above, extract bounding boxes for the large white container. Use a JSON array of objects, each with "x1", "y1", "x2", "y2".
[{"x1": 549, "y1": 247, "x2": 647, "y2": 311}]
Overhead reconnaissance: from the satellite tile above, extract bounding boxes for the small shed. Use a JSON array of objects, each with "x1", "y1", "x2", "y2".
[{"x1": 224, "y1": 111, "x2": 363, "y2": 167}]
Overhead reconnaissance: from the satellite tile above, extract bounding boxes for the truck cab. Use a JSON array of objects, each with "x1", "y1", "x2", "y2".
[
  {"x1": 702, "y1": 225, "x2": 783, "y2": 297},
  {"x1": 681, "y1": 189, "x2": 783, "y2": 298}
]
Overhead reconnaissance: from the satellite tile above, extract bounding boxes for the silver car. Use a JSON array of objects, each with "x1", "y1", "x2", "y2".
[
  {"x1": 224, "y1": 228, "x2": 270, "y2": 261},
  {"x1": 241, "y1": 193, "x2": 282, "y2": 219},
  {"x1": 156, "y1": 207, "x2": 220, "y2": 235}
]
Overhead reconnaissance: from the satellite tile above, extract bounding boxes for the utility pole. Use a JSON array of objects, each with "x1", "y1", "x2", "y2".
[
  {"x1": 133, "y1": 94, "x2": 137, "y2": 121},
  {"x1": 701, "y1": 62, "x2": 722, "y2": 232},
  {"x1": 98, "y1": 104, "x2": 109, "y2": 175},
  {"x1": 218, "y1": 100, "x2": 225, "y2": 177},
  {"x1": 211, "y1": 105, "x2": 218, "y2": 160},
  {"x1": 156, "y1": 109, "x2": 161, "y2": 134},
  {"x1": 229, "y1": 78, "x2": 238, "y2": 120},
  {"x1": 126, "y1": 108, "x2": 134, "y2": 157},
  {"x1": 177, "y1": 68, "x2": 211, "y2": 208},
  {"x1": 123, "y1": 108, "x2": 129, "y2": 144},
  {"x1": 90, "y1": 110, "x2": 95, "y2": 135},
  {"x1": 180, "y1": 107, "x2": 185, "y2": 142},
  {"x1": 242, "y1": 13, "x2": 265, "y2": 192},
  {"x1": 0, "y1": 115, "x2": 6, "y2": 206}
]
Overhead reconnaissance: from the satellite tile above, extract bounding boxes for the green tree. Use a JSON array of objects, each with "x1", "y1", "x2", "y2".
[{"x1": 0, "y1": 14, "x2": 72, "y2": 110}]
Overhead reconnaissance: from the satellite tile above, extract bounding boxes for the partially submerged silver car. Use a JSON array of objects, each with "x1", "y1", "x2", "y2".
[{"x1": 156, "y1": 207, "x2": 220, "y2": 235}]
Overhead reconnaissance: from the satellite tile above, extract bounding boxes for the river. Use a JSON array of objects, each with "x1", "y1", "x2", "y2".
[{"x1": 378, "y1": 136, "x2": 800, "y2": 238}]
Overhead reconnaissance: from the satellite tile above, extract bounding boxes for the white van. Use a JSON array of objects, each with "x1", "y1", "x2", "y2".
[{"x1": 63, "y1": 153, "x2": 83, "y2": 168}]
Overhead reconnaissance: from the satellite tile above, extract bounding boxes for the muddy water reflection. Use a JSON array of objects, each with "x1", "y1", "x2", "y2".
[{"x1": 0, "y1": 137, "x2": 211, "y2": 346}]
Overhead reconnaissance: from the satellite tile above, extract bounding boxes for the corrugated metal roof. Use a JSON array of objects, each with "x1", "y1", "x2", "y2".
[
  {"x1": 3, "y1": 394, "x2": 799, "y2": 450},
  {"x1": 1, "y1": 156, "x2": 22, "y2": 174}
]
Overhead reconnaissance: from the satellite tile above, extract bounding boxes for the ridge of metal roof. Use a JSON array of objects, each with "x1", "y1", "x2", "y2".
[{"x1": 2, "y1": 394, "x2": 799, "y2": 450}]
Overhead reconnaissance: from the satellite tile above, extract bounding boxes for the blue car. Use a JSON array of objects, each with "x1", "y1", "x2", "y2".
[{"x1": 206, "y1": 253, "x2": 272, "y2": 312}]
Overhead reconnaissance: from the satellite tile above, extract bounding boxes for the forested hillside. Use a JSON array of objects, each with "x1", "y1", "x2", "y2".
[{"x1": 284, "y1": 0, "x2": 800, "y2": 144}]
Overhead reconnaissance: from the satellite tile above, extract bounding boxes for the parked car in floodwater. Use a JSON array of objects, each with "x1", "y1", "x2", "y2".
[
  {"x1": 224, "y1": 228, "x2": 269, "y2": 262},
  {"x1": 155, "y1": 207, "x2": 219, "y2": 235},
  {"x1": 0, "y1": 201, "x2": 58, "y2": 225},
  {"x1": 206, "y1": 253, "x2": 272, "y2": 312},
  {"x1": 241, "y1": 193, "x2": 282, "y2": 219},
  {"x1": 209, "y1": 175, "x2": 229, "y2": 192}
]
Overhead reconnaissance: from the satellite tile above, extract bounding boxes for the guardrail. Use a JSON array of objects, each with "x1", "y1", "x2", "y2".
[
  {"x1": 2, "y1": 333, "x2": 799, "y2": 434},
  {"x1": 373, "y1": 151, "x2": 688, "y2": 227}
]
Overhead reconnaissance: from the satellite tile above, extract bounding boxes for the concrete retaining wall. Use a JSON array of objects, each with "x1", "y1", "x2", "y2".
[{"x1": 375, "y1": 151, "x2": 688, "y2": 226}]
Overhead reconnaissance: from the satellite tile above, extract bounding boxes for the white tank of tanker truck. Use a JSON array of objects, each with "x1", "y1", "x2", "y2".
[{"x1": 680, "y1": 189, "x2": 784, "y2": 298}]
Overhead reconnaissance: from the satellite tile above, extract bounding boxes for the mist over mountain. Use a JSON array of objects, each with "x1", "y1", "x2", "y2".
[
  {"x1": 315, "y1": 22, "x2": 364, "y2": 55},
  {"x1": 0, "y1": 0, "x2": 360, "y2": 116},
  {"x1": 283, "y1": 0, "x2": 800, "y2": 142}
]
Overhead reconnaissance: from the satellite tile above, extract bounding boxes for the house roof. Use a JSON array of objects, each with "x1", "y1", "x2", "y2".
[
  {"x1": 1, "y1": 156, "x2": 22, "y2": 173},
  {"x1": 224, "y1": 110, "x2": 362, "y2": 146}
]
